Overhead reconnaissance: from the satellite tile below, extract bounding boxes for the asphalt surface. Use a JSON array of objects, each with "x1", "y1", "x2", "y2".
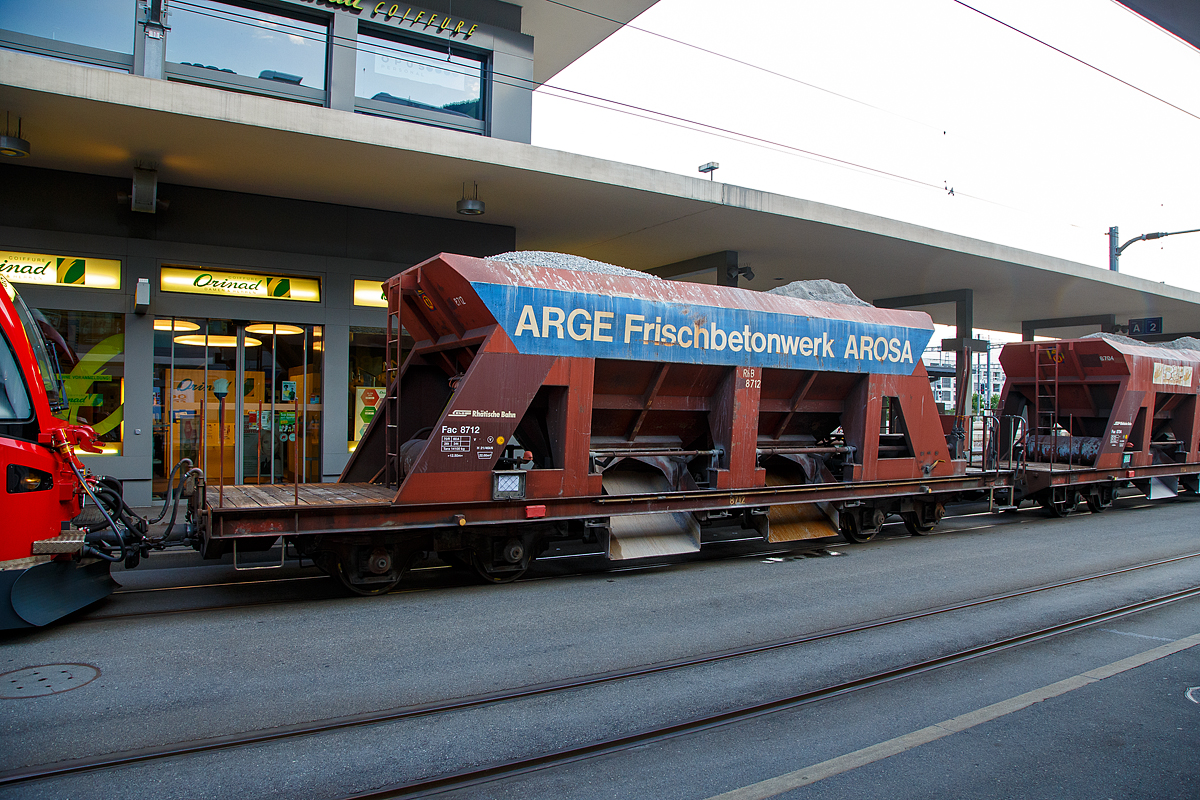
[{"x1": 1, "y1": 495, "x2": 1197, "y2": 799}]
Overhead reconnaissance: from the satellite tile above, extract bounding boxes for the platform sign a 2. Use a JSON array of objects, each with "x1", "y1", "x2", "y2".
[{"x1": 1128, "y1": 317, "x2": 1163, "y2": 336}]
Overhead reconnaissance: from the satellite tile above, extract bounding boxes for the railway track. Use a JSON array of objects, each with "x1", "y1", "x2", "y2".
[
  {"x1": 78, "y1": 500, "x2": 1049, "y2": 622},
  {"x1": 349, "y1": 583, "x2": 1200, "y2": 800},
  {"x1": 4, "y1": 548, "x2": 1198, "y2": 792}
]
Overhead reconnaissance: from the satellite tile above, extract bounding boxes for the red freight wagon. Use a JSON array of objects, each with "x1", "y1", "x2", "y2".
[
  {"x1": 998, "y1": 335, "x2": 1200, "y2": 515},
  {"x1": 193, "y1": 253, "x2": 1006, "y2": 593}
]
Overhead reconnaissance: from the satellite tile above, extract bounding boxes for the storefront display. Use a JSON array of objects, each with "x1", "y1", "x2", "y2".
[
  {"x1": 153, "y1": 317, "x2": 323, "y2": 499},
  {"x1": 348, "y1": 327, "x2": 386, "y2": 451}
]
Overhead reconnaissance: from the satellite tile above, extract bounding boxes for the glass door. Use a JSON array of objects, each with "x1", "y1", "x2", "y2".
[
  {"x1": 239, "y1": 323, "x2": 322, "y2": 486},
  {"x1": 153, "y1": 318, "x2": 322, "y2": 497}
]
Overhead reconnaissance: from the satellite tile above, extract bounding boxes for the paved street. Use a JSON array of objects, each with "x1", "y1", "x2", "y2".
[{"x1": 1, "y1": 495, "x2": 1198, "y2": 799}]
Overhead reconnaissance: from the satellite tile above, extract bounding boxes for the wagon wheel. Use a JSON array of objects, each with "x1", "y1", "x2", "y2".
[
  {"x1": 334, "y1": 548, "x2": 411, "y2": 596},
  {"x1": 1085, "y1": 487, "x2": 1113, "y2": 513},
  {"x1": 1039, "y1": 492, "x2": 1079, "y2": 518},
  {"x1": 471, "y1": 538, "x2": 530, "y2": 584},
  {"x1": 900, "y1": 511, "x2": 935, "y2": 535},
  {"x1": 839, "y1": 512, "x2": 875, "y2": 544}
]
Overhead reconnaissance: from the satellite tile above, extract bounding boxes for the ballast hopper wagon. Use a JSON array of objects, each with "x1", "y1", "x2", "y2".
[{"x1": 190, "y1": 253, "x2": 1010, "y2": 592}]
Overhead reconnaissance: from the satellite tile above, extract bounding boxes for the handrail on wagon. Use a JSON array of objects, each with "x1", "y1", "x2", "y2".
[
  {"x1": 964, "y1": 412, "x2": 1026, "y2": 477},
  {"x1": 589, "y1": 448, "x2": 721, "y2": 460}
]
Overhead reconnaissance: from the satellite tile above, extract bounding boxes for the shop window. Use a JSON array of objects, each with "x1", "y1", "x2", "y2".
[
  {"x1": 166, "y1": 0, "x2": 328, "y2": 97},
  {"x1": 37, "y1": 309, "x2": 125, "y2": 456},
  {"x1": 0, "y1": 0, "x2": 136, "y2": 56},
  {"x1": 348, "y1": 327, "x2": 386, "y2": 451},
  {"x1": 355, "y1": 28, "x2": 485, "y2": 126},
  {"x1": 153, "y1": 318, "x2": 322, "y2": 499}
]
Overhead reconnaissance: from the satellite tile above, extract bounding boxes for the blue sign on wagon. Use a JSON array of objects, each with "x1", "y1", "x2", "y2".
[{"x1": 471, "y1": 282, "x2": 933, "y2": 375}]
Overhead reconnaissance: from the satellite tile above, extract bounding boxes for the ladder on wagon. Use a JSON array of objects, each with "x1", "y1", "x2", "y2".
[
  {"x1": 383, "y1": 280, "x2": 403, "y2": 488},
  {"x1": 1032, "y1": 342, "x2": 1062, "y2": 473}
]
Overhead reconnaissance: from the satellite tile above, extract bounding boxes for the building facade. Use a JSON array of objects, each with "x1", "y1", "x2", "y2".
[{"x1": 0, "y1": 0, "x2": 556, "y2": 505}]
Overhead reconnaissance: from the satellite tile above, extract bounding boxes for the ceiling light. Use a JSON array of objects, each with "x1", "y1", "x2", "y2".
[
  {"x1": 174, "y1": 334, "x2": 262, "y2": 347},
  {"x1": 456, "y1": 181, "x2": 485, "y2": 215},
  {"x1": 154, "y1": 319, "x2": 200, "y2": 331},
  {"x1": 0, "y1": 113, "x2": 30, "y2": 158},
  {"x1": 245, "y1": 323, "x2": 304, "y2": 335}
]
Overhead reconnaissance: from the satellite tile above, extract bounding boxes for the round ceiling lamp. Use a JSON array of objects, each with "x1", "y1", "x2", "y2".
[
  {"x1": 0, "y1": 135, "x2": 30, "y2": 158},
  {"x1": 174, "y1": 334, "x2": 262, "y2": 347},
  {"x1": 456, "y1": 181, "x2": 484, "y2": 215},
  {"x1": 0, "y1": 113, "x2": 30, "y2": 158},
  {"x1": 154, "y1": 319, "x2": 200, "y2": 332},
  {"x1": 245, "y1": 323, "x2": 304, "y2": 335}
]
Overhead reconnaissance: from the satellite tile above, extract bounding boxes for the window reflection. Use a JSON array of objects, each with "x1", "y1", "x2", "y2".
[
  {"x1": 38, "y1": 309, "x2": 125, "y2": 456},
  {"x1": 356, "y1": 30, "x2": 484, "y2": 119},
  {"x1": 167, "y1": 0, "x2": 327, "y2": 90},
  {"x1": 0, "y1": 0, "x2": 136, "y2": 54}
]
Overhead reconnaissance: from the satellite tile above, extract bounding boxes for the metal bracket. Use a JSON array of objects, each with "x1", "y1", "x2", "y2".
[{"x1": 232, "y1": 538, "x2": 286, "y2": 571}]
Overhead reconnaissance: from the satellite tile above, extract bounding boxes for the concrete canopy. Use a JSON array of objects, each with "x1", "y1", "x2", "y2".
[
  {"x1": 516, "y1": 0, "x2": 661, "y2": 84},
  {"x1": 3, "y1": 49, "x2": 1200, "y2": 338}
]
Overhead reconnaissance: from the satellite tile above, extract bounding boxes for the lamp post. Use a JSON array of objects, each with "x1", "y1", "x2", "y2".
[{"x1": 1108, "y1": 225, "x2": 1200, "y2": 272}]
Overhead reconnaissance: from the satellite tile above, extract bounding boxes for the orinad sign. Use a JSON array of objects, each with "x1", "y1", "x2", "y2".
[
  {"x1": 161, "y1": 266, "x2": 320, "y2": 302},
  {"x1": 0, "y1": 250, "x2": 121, "y2": 289}
]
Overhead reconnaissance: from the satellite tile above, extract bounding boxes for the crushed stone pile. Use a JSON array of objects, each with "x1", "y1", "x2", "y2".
[
  {"x1": 1155, "y1": 336, "x2": 1200, "y2": 351},
  {"x1": 767, "y1": 279, "x2": 872, "y2": 307},
  {"x1": 489, "y1": 251, "x2": 659, "y2": 280},
  {"x1": 1082, "y1": 332, "x2": 1200, "y2": 351}
]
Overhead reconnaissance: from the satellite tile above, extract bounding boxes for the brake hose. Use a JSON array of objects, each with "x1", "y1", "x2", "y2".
[{"x1": 64, "y1": 456, "x2": 127, "y2": 563}]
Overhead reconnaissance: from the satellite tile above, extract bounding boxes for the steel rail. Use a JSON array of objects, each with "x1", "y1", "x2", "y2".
[
  {"x1": 2, "y1": 550, "x2": 1198, "y2": 789},
  {"x1": 349, "y1": 583, "x2": 1200, "y2": 800},
  {"x1": 66, "y1": 494, "x2": 1146, "y2": 621},
  {"x1": 77, "y1": 491, "x2": 1188, "y2": 621}
]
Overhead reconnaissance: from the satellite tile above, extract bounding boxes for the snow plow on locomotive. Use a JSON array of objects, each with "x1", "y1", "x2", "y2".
[{"x1": 0, "y1": 276, "x2": 198, "y2": 630}]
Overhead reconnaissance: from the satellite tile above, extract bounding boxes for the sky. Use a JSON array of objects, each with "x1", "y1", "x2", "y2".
[{"x1": 531, "y1": 0, "x2": 1200, "y2": 302}]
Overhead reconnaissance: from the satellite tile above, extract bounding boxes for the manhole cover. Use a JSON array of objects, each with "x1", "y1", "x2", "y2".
[{"x1": 0, "y1": 664, "x2": 100, "y2": 698}]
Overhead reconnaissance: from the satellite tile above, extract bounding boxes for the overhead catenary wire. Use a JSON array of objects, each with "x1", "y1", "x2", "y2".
[
  {"x1": 541, "y1": 0, "x2": 942, "y2": 131},
  {"x1": 167, "y1": 0, "x2": 948, "y2": 192},
  {"x1": 951, "y1": 0, "x2": 1200, "y2": 124},
  {"x1": 165, "y1": 0, "x2": 1100, "y2": 229}
]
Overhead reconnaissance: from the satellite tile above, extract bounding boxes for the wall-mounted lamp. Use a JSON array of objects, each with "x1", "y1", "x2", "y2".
[
  {"x1": 726, "y1": 263, "x2": 754, "y2": 283},
  {"x1": 456, "y1": 182, "x2": 485, "y2": 215},
  {"x1": 134, "y1": 277, "x2": 150, "y2": 314},
  {"x1": 0, "y1": 113, "x2": 30, "y2": 158}
]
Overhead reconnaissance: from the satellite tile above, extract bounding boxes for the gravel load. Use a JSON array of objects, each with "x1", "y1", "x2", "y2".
[
  {"x1": 489, "y1": 251, "x2": 660, "y2": 280},
  {"x1": 767, "y1": 279, "x2": 872, "y2": 307},
  {"x1": 1082, "y1": 332, "x2": 1200, "y2": 350},
  {"x1": 1155, "y1": 336, "x2": 1200, "y2": 351}
]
